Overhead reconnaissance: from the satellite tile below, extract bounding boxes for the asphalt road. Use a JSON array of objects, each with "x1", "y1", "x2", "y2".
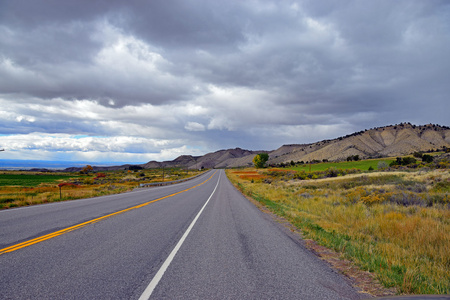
[{"x1": 0, "y1": 170, "x2": 366, "y2": 299}]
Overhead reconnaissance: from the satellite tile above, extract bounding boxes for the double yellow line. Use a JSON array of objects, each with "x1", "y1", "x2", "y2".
[{"x1": 0, "y1": 171, "x2": 216, "y2": 256}]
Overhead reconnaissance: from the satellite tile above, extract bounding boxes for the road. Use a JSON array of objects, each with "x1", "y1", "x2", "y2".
[{"x1": 0, "y1": 170, "x2": 366, "y2": 299}]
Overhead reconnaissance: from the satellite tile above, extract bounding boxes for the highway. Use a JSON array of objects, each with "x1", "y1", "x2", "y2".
[{"x1": 0, "y1": 170, "x2": 366, "y2": 299}]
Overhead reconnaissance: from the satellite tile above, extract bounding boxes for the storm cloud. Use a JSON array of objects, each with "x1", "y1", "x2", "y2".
[{"x1": 1, "y1": 0, "x2": 449, "y2": 163}]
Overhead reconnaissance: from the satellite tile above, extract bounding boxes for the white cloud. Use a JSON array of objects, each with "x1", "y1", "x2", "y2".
[
  {"x1": 184, "y1": 122, "x2": 205, "y2": 131},
  {"x1": 0, "y1": 132, "x2": 204, "y2": 163}
]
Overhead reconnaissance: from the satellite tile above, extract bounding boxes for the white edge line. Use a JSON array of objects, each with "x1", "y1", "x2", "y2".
[{"x1": 138, "y1": 171, "x2": 221, "y2": 300}]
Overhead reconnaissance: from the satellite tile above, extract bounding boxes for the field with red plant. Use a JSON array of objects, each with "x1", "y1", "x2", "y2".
[{"x1": 233, "y1": 170, "x2": 266, "y2": 182}]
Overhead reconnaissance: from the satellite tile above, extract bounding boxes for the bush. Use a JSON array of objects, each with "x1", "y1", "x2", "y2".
[
  {"x1": 433, "y1": 181, "x2": 450, "y2": 192},
  {"x1": 413, "y1": 152, "x2": 423, "y2": 158},
  {"x1": 377, "y1": 161, "x2": 388, "y2": 170},
  {"x1": 390, "y1": 157, "x2": 417, "y2": 167},
  {"x1": 346, "y1": 155, "x2": 360, "y2": 161},
  {"x1": 387, "y1": 191, "x2": 426, "y2": 207},
  {"x1": 294, "y1": 171, "x2": 308, "y2": 180},
  {"x1": 422, "y1": 154, "x2": 433, "y2": 163},
  {"x1": 325, "y1": 167, "x2": 339, "y2": 177},
  {"x1": 402, "y1": 157, "x2": 417, "y2": 165}
]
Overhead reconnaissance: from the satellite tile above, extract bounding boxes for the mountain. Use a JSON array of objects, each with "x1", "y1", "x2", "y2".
[
  {"x1": 189, "y1": 123, "x2": 449, "y2": 168},
  {"x1": 265, "y1": 123, "x2": 450, "y2": 166},
  {"x1": 142, "y1": 148, "x2": 266, "y2": 170},
  {"x1": 63, "y1": 123, "x2": 450, "y2": 171},
  {"x1": 142, "y1": 123, "x2": 449, "y2": 169}
]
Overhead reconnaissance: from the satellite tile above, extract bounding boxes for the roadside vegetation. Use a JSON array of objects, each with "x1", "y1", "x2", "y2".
[
  {"x1": 227, "y1": 154, "x2": 450, "y2": 295},
  {"x1": 0, "y1": 167, "x2": 204, "y2": 209}
]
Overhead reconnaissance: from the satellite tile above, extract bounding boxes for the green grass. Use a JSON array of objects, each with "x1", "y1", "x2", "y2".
[
  {"x1": 287, "y1": 158, "x2": 394, "y2": 172},
  {"x1": 0, "y1": 173, "x2": 79, "y2": 187}
]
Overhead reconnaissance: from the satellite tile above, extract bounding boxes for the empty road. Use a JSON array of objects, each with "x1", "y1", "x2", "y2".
[{"x1": 0, "y1": 170, "x2": 366, "y2": 299}]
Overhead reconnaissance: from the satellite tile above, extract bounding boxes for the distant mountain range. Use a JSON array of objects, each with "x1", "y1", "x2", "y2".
[
  {"x1": 64, "y1": 123, "x2": 450, "y2": 172},
  {"x1": 0, "y1": 160, "x2": 133, "y2": 171}
]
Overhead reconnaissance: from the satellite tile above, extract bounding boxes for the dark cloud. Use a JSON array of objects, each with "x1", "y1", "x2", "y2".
[
  {"x1": 0, "y1": 0, "x2": 449, "y2": 162},
  {"x1": 122, "y1": 1, "x2": 248, "y2": 49}
]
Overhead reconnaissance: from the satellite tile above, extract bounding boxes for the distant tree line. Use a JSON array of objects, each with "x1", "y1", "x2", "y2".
[
  {"x1": 390, "y1": 157, "x2": 417, "y2": 167},
  {"x1": 129, "y1": 165, "x2": 143, "y2": 171},
  {"x1": 347, "y1": 155, "x2": 360, "y2": 162},
  {"x1": 413, "y1": 152, "x2": 434, "y2": 163}
]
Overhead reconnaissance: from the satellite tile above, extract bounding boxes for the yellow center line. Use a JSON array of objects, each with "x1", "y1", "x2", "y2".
[{"x1": 0, "y1": 171, "x2": 217, "y2": 256}]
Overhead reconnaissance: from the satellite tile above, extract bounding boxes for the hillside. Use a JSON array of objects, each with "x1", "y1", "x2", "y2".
[
  {"x1": 149, "y1": 123, "x2": 450, "y2": 169},
  {"x1": 196, "y1": 123, "x2": 449, "y2": 169},
  {"x1": 141, "y1": 148, "x2": 266, "y2": 170},
  {"x1": 264, "y1": 123, "x2": 450, "y2": 166},
  {"x1": 64, "y1": 123, "x2": 450, "y2": 171}
]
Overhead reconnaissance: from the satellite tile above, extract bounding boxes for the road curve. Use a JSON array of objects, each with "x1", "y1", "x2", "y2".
[{"x1": 0, "y1": 170, "x2": 366, "y2": 299}]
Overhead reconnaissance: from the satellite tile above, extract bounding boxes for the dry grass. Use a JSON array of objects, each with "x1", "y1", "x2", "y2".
[
  {"x1": 0, "y1": 183, "x2": 132, "y2": 208},
  {"x1": 227, "y1": 168, "x2": 450, "y2": 295},
  {"x1": 0, "y1": 168, "x2": 205, "y2": 209}
]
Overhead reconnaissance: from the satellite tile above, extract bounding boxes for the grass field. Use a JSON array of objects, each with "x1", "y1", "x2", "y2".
[
  {"x1": 287, "y1": 158, "x2": 394, "y2": 172},
  {"x1": 226, "y1": 167, "x2": 450, "y2": 295},
  {"x1": 0, "y1": 168, "x2": 205, "y2": 209},
  {"x1": 0, "y1": 173, "x2": 80, "y2": 187}
]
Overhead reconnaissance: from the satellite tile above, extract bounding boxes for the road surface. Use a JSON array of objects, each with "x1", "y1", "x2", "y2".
[{"x1": 0, "y1": 170, "x2": 366, "y2": 299}]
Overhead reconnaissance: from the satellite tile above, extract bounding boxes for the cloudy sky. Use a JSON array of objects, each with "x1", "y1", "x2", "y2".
[{"x1": 1, "y1": 0, "x2": 449, "y2": 164}]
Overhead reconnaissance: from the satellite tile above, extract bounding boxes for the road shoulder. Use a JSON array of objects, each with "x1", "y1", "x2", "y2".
[{"x1": 234, "y1": 181, "x2": 397, "y2": 298}]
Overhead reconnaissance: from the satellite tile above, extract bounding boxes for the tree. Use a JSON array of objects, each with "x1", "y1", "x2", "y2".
[
  {"x1": 81, "y1": 165, "x2": 93, "y2": 174},
  {"x1": 253, "y1": 153, "x2": 269, "y2": 168}
]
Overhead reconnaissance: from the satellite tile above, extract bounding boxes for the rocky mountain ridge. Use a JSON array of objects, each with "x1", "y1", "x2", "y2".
[
  {"x1": 64, "y1": 123, "x2": 450, "y2": 171},
  {"x1": 265, "y1": 123, "x2": 450, "y2": 167}
]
